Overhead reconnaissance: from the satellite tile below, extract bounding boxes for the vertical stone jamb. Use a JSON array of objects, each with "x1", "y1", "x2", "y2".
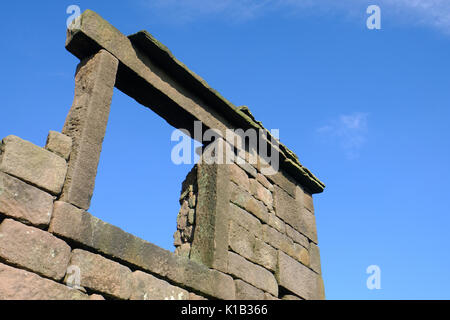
[{"x1": 61, "y1": 49, "x2": 119, "y2": 210}]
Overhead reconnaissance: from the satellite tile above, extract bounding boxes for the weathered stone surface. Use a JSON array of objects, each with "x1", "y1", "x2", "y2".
[
  {"x1": 229, "y1": 203, "x2": 262, "y2": 238},
  {"x1": 0, "y1": 219, "x2": 70, "y2": 281},
  {"x1": 234, "y1": 280, "x2": 265, "y2": 300},
  {"x1": 273, "y1": 185, "x2": 318, "y2": 243},
  {"x1": 267, "y1": 211, "x2": 286, "y2": 234},
  {"x1": 89, "y1": 294, "x2": 105, "y2": 300},
  {"x1": 175, "y1": 243, "x2": 191, "y2": 258},
  {"x1": 249, "y1": 178, "x2": 273, "y2": 209},
  {"x1": 235, "y1": 158, "x2": 258, "y2": 178},
  {"x1": 282, "y1": 294, "x2": 302, "y2": 300},
  {"x1": 131, "y1": 271, "x2": 189, "y2": 300},
  {"x1": 265, "y1": 169, "x2": 297, "y2": 198},
  {"x1": 68, "y1": 249, "x2": 132, "y2": 300},
  {"x1": 0, "y1": 263, "x2": 88, "y2": 300},
  {"x1": 309, "y1": 242, "x2": 322, "y2": 274},
  {"x1": 231, "y1": 184, "x2": 269, "y2": 223},
  {"x1": 49, "y1": 201, "x2": 235, "y2": 299},
  {"x1": 61, "y1": 49, "x2": 119, "y2": 210},
  {"x1": 294, "y1": 243, "x2": 310, "y2": 267},
  {"x1": 0, "y1": 135, "x2": 67, "y2": 195},
  {"x1": 229, "y1": 221, "x2": 277, "y2": 271},
  {"x1": 45, "y1": 131, "x2": 72, "y2": 160},
  {"x1": 189, "y1": 292, "x2": 208, "y2": 300},
  {"x1": 276, "y1": 251, "x2": 324, "y2": 300},
  {"x1": 261, "y1": 224, "x2": 297, "y2": 259},
  {"x1": 229, "y1": 164, "x2": 249, "y2": 190},
  {"x1": 227, "y1": 252, "x2": 278, "y2": 296},
  {"x1": 296, "y1": 185, "x2": 314, "y2": 214},
  {"x1": 0, "y1": 172, "x2": 53, "y2": 227},
  {"x1": 285, "y1": 224, "x2": 309, "y2": 248},
  {"x1": 264, "y1": 293, "x2": 279, "y2": 300},
  {"x1": 256, "y1": 173, "x2": 273, "y2": 192}
]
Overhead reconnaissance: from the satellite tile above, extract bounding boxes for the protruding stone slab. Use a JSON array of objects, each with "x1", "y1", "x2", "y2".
[
  {"x1": 0, "y1": 172, "x2": 53, "y2": 227},
  {"x1": 49, "y1": 201, "x2": 235, "y2": 299},
  {"x1": 0, "y1": 135, "x2": 67, "y2": 195},
  {"x1": 68, "y1": 249, "x2": 132, "y2": 299},
  {"x1": 227, "y1": 251, "x2": 278, "y2": 296},
  {"x1": 0, "y1": 219, "x2": 71, "y2": 281},
  {"x1": 0, "y1": 263, "x2": 89, "y2": 300},
  {"x1": 276, "y1": 251, "x2": 324, "y2": 300},
  {"x1": 61, "y1": 49, "x2": 119, "y2": 210},
  {"x1": 131, "y1": 271, "x2": 189, "y2": 300},
  {"x1": 45, "y1": 131, "x2": 72, "y2": 160},
  {"x1": 234, "y1": 280, "x2": 265, "y2": 300}
]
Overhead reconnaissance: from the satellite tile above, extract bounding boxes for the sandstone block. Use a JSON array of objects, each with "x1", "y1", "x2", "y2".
[
  {"x1": 231, "y1": 185, "x2": 269, "y2": 223},
  {"x1": 234, "y1": 280, "x2": 265, "y2": 300},
  {"x1": 229, "y1": 221, "x2": 276, "y2": 271},
  {"x1": 0, "y1": 219, "x2": 70, "y2": 281},
  {"x1": 285, "y1": 224, "x2": 309, "y2": 248},
  {"x1": 265, "y1": 169, "x2": 296, "y2": 197},
  {"x1": 227, "y1": 252, "x2": 278, "y2": 296},
  {"x1": 131, "y1": 271, "x2": 189, "y2": 300},
  {"x1": 229, "y1": 164, "x2": 249, "y2": 190},
  {"x1": 61, "y1": 49, "x2": 119, "y2": 210},
  {"x1": 49, "y1": 201, "x2": 235, "y2": 299},
  {"x1": 235, "y1": 158, "x2": 258, "y2": 178},
  {"x1": 0, "y1": 172, "x2": 53, "y2": 227},
  {"x1": 256, "y1": 173, "x2": 273, "y2": 192},
  {"x1": 249, "y1": 178, "x2": 273, "y2": 208},
  {"x1": 273, "y1": 185, "x2": 317, "y2": 243},
  {"x1": 189, "y1": 292, "x2": 208, "y2": 300},
  {"x1": 0, "y1": 135, "x2": 67, "y2": 195},
  {"x1": 45, "y1": 131, "x2": 72, "y2": 160},
  {"x1": 0, "y1": 263, "x2": 88, "y2": 300},
  {"x1": 267, "y1": 211, "x2": 286, "y2": 234},
  {"x1": 261, "y1": 224, "x2": 297, "y2": 259},
  {"x1": 296, "y1": 185, "x2": 314, "y2": 214},
  {"x1": 68, "y1": 249, "x2": 132, "y2": 300},
  {"x1": 276, "y1": 251, "x2": 324, "y2": 300},
  {"x1": 309, "y1": 242, "x2": 322, "y2": 274},
  {"x1": 229, "y1": 203, "x2": 262, "y2": 238}
]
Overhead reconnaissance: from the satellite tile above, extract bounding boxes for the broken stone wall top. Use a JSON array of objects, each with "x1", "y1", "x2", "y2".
[{"x1": 66, "y1": 9, "x2": 325, "y2": 194}]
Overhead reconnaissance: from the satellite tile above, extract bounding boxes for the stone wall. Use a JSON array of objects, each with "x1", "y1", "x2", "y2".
[{"x1": 0, "y1": 9, "x2": 326, "y2": 300}]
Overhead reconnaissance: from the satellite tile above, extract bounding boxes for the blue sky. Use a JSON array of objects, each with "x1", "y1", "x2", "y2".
[{"x1": 1, "y1": 1, "x2": 449, "y2": 299}]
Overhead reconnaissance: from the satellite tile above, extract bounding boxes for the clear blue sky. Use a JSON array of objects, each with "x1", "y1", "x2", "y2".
[{"x1": 1, "y1": 1, "x2": 449, "y2": 299}]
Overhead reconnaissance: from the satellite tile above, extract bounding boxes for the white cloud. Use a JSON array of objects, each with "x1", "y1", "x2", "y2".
[
  {"x1": 317, "y1": 112, "x2": 369, "y2": 159},
  {"x1": 142, "y1": 0, "x2": 450, "y2": 33}
]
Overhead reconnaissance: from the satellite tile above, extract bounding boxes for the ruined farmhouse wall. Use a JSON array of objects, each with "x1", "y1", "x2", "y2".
[{"x1": 0, "y1": 9, "x2": 325, "y2": 300}]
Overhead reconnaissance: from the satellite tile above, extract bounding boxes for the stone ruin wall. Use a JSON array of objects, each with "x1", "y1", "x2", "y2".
[{"x1": 0, "y1": 9, "x2": 325, "y2": 300}]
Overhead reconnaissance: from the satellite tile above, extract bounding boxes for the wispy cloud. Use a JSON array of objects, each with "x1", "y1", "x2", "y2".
[
  {"x1": 141, "y1": 0, "x2": 450, "y2": 33},
  {"x1": 317, "y1": 112, "x2": 369, "y2": 159}
]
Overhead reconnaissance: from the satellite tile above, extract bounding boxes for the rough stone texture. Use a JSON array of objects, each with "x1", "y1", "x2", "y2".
[
  {"x1": 0, "y1": 263, "x2": 88, "y2": 300},
  {"x1": 282, "y1": 294, "x2": 303, "y2": 300},
  {"x1": 0, "y1": 172, "x2": 53, "y2": 227},
  {"x1": 61, "y1": 49, "x2": 119, "y2": 210},
  {"x1": 256, "y1": 173, "x2": 273, "y2": 192},
  {"x1": 273, "y1": 185, "x2": 318, "y2": 243},
  {"x1": 49, "y1": 201, "x2": 235, "y2": 299},
  {"x1": 261, "y1": 224, "x2": 298, "y2": 260},
  {"x1": 189, "y1": 292, "x2": 208, "y2": 300},
  {"x1": 297, "y1": 185, "x2": 314, "y2": 214},
  {"x1": 0, "y1": 135, "x2": 67, "y2": 195},
  {"x1": 68, "y1": 249, "x2": 132, "y2": 300},
  {"x1": 267, "y1": 211, "x2": 286, "y2": 234},
  {"x1": 266, "y1": 170, "x2": 297, "y2": 198},
  {"x1": 227, "y1": 251, "x2": 278, "y2": 296},
  {"x1": 0, "y1": 219, "x2": 70, "y2": 281},
  {"x1": 249, "y1": 178, "x2": 273, "y2": 209},
  {"x1": 229, "y1": 203, "x2": 262, "y2": 238},
  {"x1": 276, "y1": 251, "x2": 324, "y2": 300},
  {"x1": 45, "y1": 131, "x2": 72, "y2": 160},
  {"x1": 230, "y1": 184, "x2": 269, "y2": 224},
  {"x1": 229, "y1": 164, "x2": 249, "y2": 190},
  {"x1": 235, "y1": 158, "x2": 258, "y2": 178},
  {"x1": 234, "y1": 280, "x2": 265, "y2": 300},
  {"x1": 228, "y1": 221, "x2": 277, "y2": 271},
  {"x1": 131, "y1": 271, "x2": 189, "y2": 300},
  {"x1": 89, "y1": 294, "x2": 105, "y2": 300},
  {"x1": 309, "y1": 242, "x2": 322, "y2": 274},
  {"x1": 285, "y1": 224, "x2": 309, "y2": 249}
]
